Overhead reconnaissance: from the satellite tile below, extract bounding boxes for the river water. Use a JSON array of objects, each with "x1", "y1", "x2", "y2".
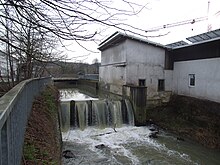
[{"x1": 60, "y1": 88, "x2": 220, "y2": 165}]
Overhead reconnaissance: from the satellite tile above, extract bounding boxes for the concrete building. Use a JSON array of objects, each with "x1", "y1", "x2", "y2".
[
  {"x1": 98, "y1": 29, "x2": 220, "y2": 104},
  {"x1": 0, "y1": 51, "x2": 8, "y2": 77},
  {"x1": 98, "y1": 32, "x2": 172, "y2": 106},
  {"x1": 170, "y1": 31, "x2": 220, "y2": 103},
  {"x1": 0, "y1": 51, "x2": 18, "y2": 82}
]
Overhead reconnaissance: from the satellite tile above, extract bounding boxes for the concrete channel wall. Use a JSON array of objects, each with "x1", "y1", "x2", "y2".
[{"x1": 0, "y1": 77, "x2": 52, "y2": 165}]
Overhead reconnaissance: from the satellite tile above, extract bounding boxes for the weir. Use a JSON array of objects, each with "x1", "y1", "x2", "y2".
[
  {"x1": 60, "y1": 88, "x2": 220, "y2": 165},
  {"x1": 61, "y1": 99, "x2": 134, "y2": 131}
]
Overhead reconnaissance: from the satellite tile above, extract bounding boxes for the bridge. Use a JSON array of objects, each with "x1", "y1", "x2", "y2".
[
  {"x1": 0, "y1": 77, "x2": 52, "y2": 165},
  {"x1": 53, "y1": 76, "x2": 99, "y2": 89},
  {"x1": 53, "y1": 77, "x2": 79, "y2": 82},
  {"x1": 53, "y1": 74, "x2": 98, "y2": 82}
]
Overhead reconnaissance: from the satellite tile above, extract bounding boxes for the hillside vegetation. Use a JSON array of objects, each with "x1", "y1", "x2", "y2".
[
  {"x1": 147, "y1": 95, "x2": 220, "y2": 149},
  {"x1": 22, "y1": 86, "x2": 61, "y2": 164}
]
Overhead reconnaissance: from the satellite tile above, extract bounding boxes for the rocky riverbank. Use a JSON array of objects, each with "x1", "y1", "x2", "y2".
[
  {"x1": 22, "y1": 85, "x2": 62, "y2": 164},
  {"x1": 146, "y1": 95, "x2": 220, "y2": 149}
]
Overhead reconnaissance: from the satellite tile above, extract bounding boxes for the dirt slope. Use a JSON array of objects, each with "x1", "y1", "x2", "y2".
[{"x1": 22, "y1": 86, "x2": 62, "y2": 165}]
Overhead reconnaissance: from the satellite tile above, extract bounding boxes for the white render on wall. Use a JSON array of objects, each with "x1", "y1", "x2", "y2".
[
  {"x1": 173, "y1": 58, "x2": 220, "y2": 103},
  {"x1": 99, "y1": 65, "x2": 126, "y2": 94},
  {"x1": 101, "y1": 41, "x2": 126, "y2": 66},
  {"x1": 0, "y1": 51, "x2": 18, "y2": 81},
  {"x1": 99, "y1": 38, "x2": 170, "y2": 98},
  {"x1": 99, "y1": 41, "x2": 127, "y2": 95},
  {"x1": 124, "y1": 39, "x2": 166, "y2": 98},
  {"x1": 164, "y1": 70, "x2": 173, "y2": 91},
  {"x1": 0, "y1": 52, "x2": 8, "y2": 75}
]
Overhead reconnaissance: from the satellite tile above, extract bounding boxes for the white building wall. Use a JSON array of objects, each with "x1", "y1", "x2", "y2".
[
  {"x1": 99, "y1": 41, "x2": 127, "y2": 95},
  {"x1": 101, "y1": 41, "x2": 126, "y2": 65},
  {"x1": 164, "y1": 70, "x2": 173, "y2": 91},
  {"x1": 0, "y1": 52, "x2": 18, "y2": 81},
  {"x1": 0, "y1": 53, "x2": 7, "y2": 75},
  {"x1": 99, "y1": 65, "x2": 126, "y2": 95},
  {"x1": 173, "y1": 58, "x2": 220, "y2": 103},
  {"x1": 99, "y1": 38, "x2": 173, "y2": 101},
  {"x1": 125, "y1": 39, "x2": 166, "y2": 98}
]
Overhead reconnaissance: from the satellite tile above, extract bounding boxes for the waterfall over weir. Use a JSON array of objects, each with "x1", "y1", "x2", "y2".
[
  {"x1": 60, "y1": 89, "x2": 220, "y2": 165},
  {"x1": 62, "y1": 99, "x2": 134, "y2": 130}
]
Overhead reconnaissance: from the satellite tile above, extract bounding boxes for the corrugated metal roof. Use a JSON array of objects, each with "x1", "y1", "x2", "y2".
[
  {"x1": 166, "y1": 40, "x2": 188, "y2": 48},
  {"x1": 186, "y1": 29, "x2": 220, "y2": 43}
]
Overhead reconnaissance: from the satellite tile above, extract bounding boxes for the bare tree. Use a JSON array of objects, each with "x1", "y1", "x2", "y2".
[
  {"x1": 0, "y1": 0, "x2": 149, "y2": 42},
  {"x1": 0, "y1": 0, "x2": 149, "y2": 88},
  {"x1": 92, "y1": 58, "x2": 99, "y2": 64},
  {"x1": 0, "y1": 1, "x2": 67, "y2": 82}
]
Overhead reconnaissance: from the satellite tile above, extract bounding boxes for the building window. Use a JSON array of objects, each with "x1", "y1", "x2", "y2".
[
  {"x1": 189, "y1": 74, "x2": 195, "y2": 87},
  {"x1": 139, "y1": 79, "x2": 145, "y2": 86},
  {"x1": 158, "y1": 79, "x2": 165, "y2": 91}
]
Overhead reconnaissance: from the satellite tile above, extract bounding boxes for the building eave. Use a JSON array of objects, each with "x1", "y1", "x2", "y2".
[
  {"x1": 171, "y1": 37, "x2": 220, "y2": 50},
  {"x1": 98, "y1": 31, "x2": 167, "y2": 51},
  {"x1": 98, "y1": 32, "x2": 126, "y2": 51}
]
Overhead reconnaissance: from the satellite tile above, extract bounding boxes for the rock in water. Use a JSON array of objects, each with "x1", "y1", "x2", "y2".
[
  {"x1": 149, "y1": 124, "x2": 159, "y2": 132},
  {"x1": 95, "y1": 144, "x2": 106, "y2": 149},
  {"x1": 63, "y1": 150, "x2": 75, "y2": 159},
  {"x1": 149, "y1": 131, "x2": 159, "y2": 138},
  {"x1": 177, "y1": 137, "x2": 185, "y2": 141}
]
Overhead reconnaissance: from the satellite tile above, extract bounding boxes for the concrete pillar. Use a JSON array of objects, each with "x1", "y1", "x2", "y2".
[
  {"x1": 70, "y1": 101, "x2": 76, "y2": 127},
  {"x1": 121, "y1": 100, "x2": 129, "y2": 124},
  {"x1": 87, "y1": 101, "x2": 93, "y2": 126}
]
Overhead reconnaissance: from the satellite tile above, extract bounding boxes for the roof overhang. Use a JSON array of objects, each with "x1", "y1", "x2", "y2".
[
  {"x1": 171, "y1": 36, "x2": 220, "y2": 50},
  {"x1": 98, "y1": 31, "x2": 166, "y2": 51}
]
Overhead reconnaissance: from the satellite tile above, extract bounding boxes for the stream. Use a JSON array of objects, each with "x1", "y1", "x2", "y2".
[{"x1": 59, "y1": 87, "x2": 220, "y2": 165}]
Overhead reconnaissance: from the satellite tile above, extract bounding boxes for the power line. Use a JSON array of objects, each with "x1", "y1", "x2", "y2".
[{"x1": 145, "y1": 17, "x2": 208, "y2": 33}]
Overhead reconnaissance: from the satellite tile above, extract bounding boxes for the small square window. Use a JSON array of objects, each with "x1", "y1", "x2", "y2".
[
  {"x1": 139, "y1": 79, "x2": 145, "y2": 86},
  {"x1": 158, "y1": 79, "x2": 165, "y2": 91},
  {"x1": 189, "y1": 74, "x2": 195, "y2": 87}
]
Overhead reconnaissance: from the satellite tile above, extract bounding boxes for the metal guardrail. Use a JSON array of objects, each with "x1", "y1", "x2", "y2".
[{"x1": 0, "y1": 77, "x2": 52, "y2": 165}]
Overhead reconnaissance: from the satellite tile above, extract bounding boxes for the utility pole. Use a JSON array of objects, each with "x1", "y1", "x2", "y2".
[{"x1": 207, "y1": 0, "x2": 212, "y2": 32}]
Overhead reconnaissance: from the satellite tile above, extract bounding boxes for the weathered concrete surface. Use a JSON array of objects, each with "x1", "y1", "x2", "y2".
[
  {"x1": 99, "y1": 65, "x2": 125, "y2": 95},
  {"x1": 146, "y1": 95, "x2": 220, "y2": 149}
]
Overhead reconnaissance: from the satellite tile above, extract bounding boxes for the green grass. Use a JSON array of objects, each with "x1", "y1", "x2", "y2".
[
  {"x1": 42, "y1": 86, "x2": 58, "y2": 115},
  {"x1": 23, "y1": 85, "x2": 61, "y2": 164},
  {"x1": 23, "y1": 143, "x2": 37, "y2": 161}
]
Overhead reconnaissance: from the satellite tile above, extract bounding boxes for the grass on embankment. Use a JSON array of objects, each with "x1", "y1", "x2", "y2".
[{"x1": 22, "y1": 85, "x2": 61, "y2": 165}]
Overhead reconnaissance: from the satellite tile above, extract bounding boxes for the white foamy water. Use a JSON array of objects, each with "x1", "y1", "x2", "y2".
[
  {"x1": 60, "y1": 88, "x2": 98, "y2": 101},
  {"x1": 62, "y1": 126, "x2": 201, "y2": 165},
  {"x1": 60, "y1": 88, "x2": 220, "y2": 165}
]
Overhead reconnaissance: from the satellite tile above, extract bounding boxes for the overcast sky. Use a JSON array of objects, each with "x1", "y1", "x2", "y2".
[{"x1": 62, "y1": 0, "x2": 220, "y2": 64}]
